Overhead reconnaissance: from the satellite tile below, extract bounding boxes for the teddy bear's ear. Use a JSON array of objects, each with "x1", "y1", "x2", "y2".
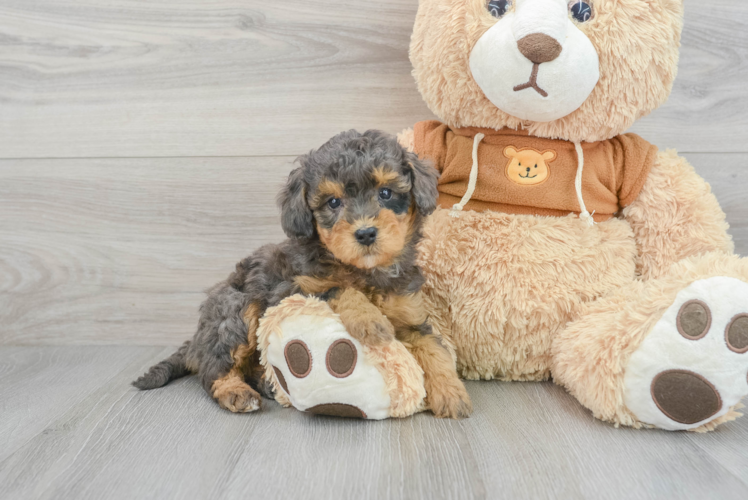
[
  {"x1": 277, "y1": 165, "x2": 315, "y2": 239},
  {"x1": 542, "y1": 150, "x2": 557, "y2": 162},
  {"x1": 504, "y1": 146, "x2": 517, "y2": 158},
  {"x1": 405, "y1": 152, "x2": 439, "y2": 216}
]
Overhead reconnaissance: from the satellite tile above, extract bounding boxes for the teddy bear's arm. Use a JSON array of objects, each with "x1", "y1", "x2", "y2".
[
  {"x1": 397, "y1": 128, "x2": 415, "y2": 152},
  {"x1": 622, "y1": 150, "x2": 734, "y2": 280}
]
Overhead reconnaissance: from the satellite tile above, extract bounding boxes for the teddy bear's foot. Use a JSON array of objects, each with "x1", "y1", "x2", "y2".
[
  {"x1": 551, "y1": 253, "x2": 748, "y2": 431},
  {"x1": 623, "y1": 276, "x2": 748, "y2": 431},
  {"x1": 257, "y1": 295, "x2": 427, "y2": 420}
]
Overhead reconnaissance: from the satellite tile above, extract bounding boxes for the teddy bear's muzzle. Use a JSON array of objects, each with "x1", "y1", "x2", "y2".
[{"x1": 469, "y1": 0, "x2": 600, "y2": 122}]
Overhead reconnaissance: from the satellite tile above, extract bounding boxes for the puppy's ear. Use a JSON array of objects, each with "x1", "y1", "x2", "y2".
[
  {"x1": 277, "y1": 167, "x2": 314, "y2": 239},
  {"x1": 405, "y1": 152, "x2": 439, "y2": 216}
]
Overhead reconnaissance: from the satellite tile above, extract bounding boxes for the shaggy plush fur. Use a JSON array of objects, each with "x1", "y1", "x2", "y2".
[
  {"x1": 411, "y1": 0, "x2": 683, "y2": 143},
  {"x1": 133, "y1": 129, "x2": 471, "y2": 418},
  {"x1": 551, "y1": 252, "x2": 748, "y2": 429},
  {"x1": 418, "y1": 207, "x2": 638, "y2": 381}
]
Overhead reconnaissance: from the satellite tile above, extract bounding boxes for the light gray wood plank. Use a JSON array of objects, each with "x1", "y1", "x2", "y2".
[
  {"x1": 684, "y1": 408, "x2": 748, "y2": 488},
  {"x1": 630, "y1": 0, "x2": 748, "y2": 151},
  {"x1": 463, "y1": 381, "x2": 748, "y2": 500},
  {"x1": 0, "y1": 0, "x2": 745, "y2": 159},
  {"x1": 0, "y1": 347, "x2": 483, "y2": 500},
  {"x1": 0, "y1": 0, "x2": 430, "y2": 159},
  {"x1": 0, "y1": 346, "x2": 168, "y2": 463},
  {"x1": 686, "y1": 153, "x2": 748, "y2": 255},
  {"x1": 1, "y1": 154, "x2": 746, "y2": 346},
  {"x1": 0, "y1": 157, "x2": 294, "y2": 345},
  {"x1": 1, "y1": 347, "x2": 747, "y2": 500}
]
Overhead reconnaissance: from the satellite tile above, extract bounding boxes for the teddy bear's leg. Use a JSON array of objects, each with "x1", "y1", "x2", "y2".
[
  {"x1": 553, "y1": 152, "x2": 747, "y2": 431},
  {"x1": 552, "y1": 252, "x2": 748, "y2": 431},
  {"x1": 257, "y1": 295, "x2": 426, "y2": 420}
]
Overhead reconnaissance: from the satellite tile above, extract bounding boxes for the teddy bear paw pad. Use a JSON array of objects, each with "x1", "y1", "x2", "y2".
[
  {"x1": 264, "y1": 314, "x2": 391, "y2": 420},
  {"x1": 624, "y1": 277, "x2": 748, "y2": 430}
]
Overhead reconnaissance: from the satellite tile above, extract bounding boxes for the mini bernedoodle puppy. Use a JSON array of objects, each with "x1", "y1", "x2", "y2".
[{"x1": 133, "y1": 129, "x2": 473, "y2": 419}]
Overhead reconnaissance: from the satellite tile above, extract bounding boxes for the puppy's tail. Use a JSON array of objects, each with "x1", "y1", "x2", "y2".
[{"x1": 132, "y1": 341, "x2": 192, "y2": 390}]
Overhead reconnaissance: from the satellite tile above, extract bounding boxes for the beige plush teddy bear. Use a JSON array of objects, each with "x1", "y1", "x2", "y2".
[{"x1": 261, "y1": 0, "x2": 748, "y2": 431}]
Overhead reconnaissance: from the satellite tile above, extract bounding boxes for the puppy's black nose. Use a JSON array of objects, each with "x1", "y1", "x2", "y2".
[
  {"x1": 526, "y1": 167, "x2": 531, "y2": 172},
  {"x1": 354, "y1": 227, "x2": 377, "y2": 246}
]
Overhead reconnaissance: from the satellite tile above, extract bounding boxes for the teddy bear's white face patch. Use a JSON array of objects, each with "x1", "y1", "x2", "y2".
[{"x1": 469, "y1": 0, "x2": 600, "y2": 122}]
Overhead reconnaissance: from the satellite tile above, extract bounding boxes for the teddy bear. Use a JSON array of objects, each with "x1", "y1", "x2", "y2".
[{"x1": 259, "y1": 0, "x2": 748, "y2": 431}]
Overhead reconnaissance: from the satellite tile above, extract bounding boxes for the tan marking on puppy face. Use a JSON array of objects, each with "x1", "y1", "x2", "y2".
[
  {"x1": 503, "y1": 146, "x2": 555, "y2": 186},
  {"x1": 318, "y1": 207, "x2": 415, "y2": 269},
  {"x1": 373, "y1": 166, "x2": 412, "y2": 191},
  {"x1": 312, "y1": 179, "x2": 345, "y2": 207}
]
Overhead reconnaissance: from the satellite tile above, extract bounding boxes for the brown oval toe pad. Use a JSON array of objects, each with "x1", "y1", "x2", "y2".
[
  {"x1": 676, "y1": 300, "x2": 712, "y2": 340},
  {"x1": 326, "y1": 339, "x2": 357, "y2": 378},
  {"x1": 284, "y1": 340, "x2": 312, "y2": 378},
  {"x1": 726, "y1": 314, "x2": 748, "y2": 353},
  {"x1": 651, "y1": 369, "x2": 722, "y2": 424},
  {"x1": 306, "y1": 403, "x2": 367, "y2": 419},
  {"x1": 272, "y1": 366, "x2": 290, "y2": 395}
]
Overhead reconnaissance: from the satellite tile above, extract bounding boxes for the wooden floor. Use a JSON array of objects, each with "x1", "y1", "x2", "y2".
[{"x1": 1, "y1": 0, "x2": 747, "y2": 499}]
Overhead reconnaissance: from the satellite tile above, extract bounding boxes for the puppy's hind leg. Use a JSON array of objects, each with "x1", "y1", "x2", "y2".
[
  {"x1": 200, "y1": 304, "x2": 262, "y2": 413},
  {"x1": 209, "y1": 344, "x2": 263, "y2": 413}
]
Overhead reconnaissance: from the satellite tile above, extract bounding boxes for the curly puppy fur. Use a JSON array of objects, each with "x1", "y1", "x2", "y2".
[{"x1": 133, "y1": 129, "x2": 472, "y2": 418}]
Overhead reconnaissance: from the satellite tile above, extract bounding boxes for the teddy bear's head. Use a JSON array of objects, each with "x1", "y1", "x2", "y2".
[{"x1": 410, "y1": 0, "x2": 683, "y2": 142}]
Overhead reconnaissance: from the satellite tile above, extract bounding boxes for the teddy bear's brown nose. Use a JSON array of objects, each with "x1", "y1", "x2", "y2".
[{"x1": 517, "y1": 33, "x2": 563, "y2": 64}]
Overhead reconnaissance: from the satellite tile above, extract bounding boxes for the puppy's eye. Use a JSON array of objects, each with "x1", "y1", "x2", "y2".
[
  {"x1": 378, "y1": 188, "x2": 392, "y2": 201},
  {"x1": 568, "y1": 1, "x2": 593, "y2": 22},
  {"x1": 487, "y1": 0, "x2": 511, "y2": 18},
  {"x1": 327, "y1": 198, "x2": 341, "y2": 209}
]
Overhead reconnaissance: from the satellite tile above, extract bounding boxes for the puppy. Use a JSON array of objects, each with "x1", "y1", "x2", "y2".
[{"x1": 133, "y1": 129, "x2": 472, "y2": 419}]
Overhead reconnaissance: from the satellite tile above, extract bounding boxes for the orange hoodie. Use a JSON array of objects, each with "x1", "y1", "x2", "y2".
[{"x1": 414, "y1": 120, "x2": 658, "y2": 222}]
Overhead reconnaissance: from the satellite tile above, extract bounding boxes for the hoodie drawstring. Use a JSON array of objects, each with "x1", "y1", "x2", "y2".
[
  {"x1": 449, "y1": 132, "x2": 485, "y2": 217},
  {"x1": 573, "y1": 141, "x2": 595, "y2": 226}
]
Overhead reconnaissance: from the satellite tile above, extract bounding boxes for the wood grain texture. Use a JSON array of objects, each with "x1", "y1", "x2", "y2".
[
  {"x1": 0, "y1": 157, "x2": 294, "y2": 345},
  {"x1": 0, "y1": 0, "x2": 745, "y2": 159},
  {"x1": 1, "y1": 154, "x2": 746, "y2": 345},
  {"x1": 0, "y1": 346, "x2": 170, "y2": 463},
  {"x1": 1, "y1": 347, "x2": 747, "y2": 500}
]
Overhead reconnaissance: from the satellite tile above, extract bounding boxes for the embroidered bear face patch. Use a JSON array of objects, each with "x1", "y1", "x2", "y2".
[{"x1": 503, "y1": 146, "x2": 557, "y2": 186}]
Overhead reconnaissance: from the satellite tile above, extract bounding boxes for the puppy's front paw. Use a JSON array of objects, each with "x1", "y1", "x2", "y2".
[
  {"x1": 213, "y1": 380, "x2": 262, "y2": 413},
  {"x1": 427, "y1": 378, "x2": 473, "y2": 419},
  {"x1": 345, "y1": 316, "x2": 395, "y2": 347}
]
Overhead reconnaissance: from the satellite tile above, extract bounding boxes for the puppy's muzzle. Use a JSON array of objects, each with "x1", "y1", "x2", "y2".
[{"x1": 354, "y1": 227, "x2": 378, "y2": 246}]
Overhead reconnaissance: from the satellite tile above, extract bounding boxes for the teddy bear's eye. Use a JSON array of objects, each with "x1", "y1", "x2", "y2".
[
  {"x1": 487, "y1": 0, "x2": 512, "y2": 18},
  {"x1": 568, "y1": 1, "x2": 593, "y2": 22}
]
